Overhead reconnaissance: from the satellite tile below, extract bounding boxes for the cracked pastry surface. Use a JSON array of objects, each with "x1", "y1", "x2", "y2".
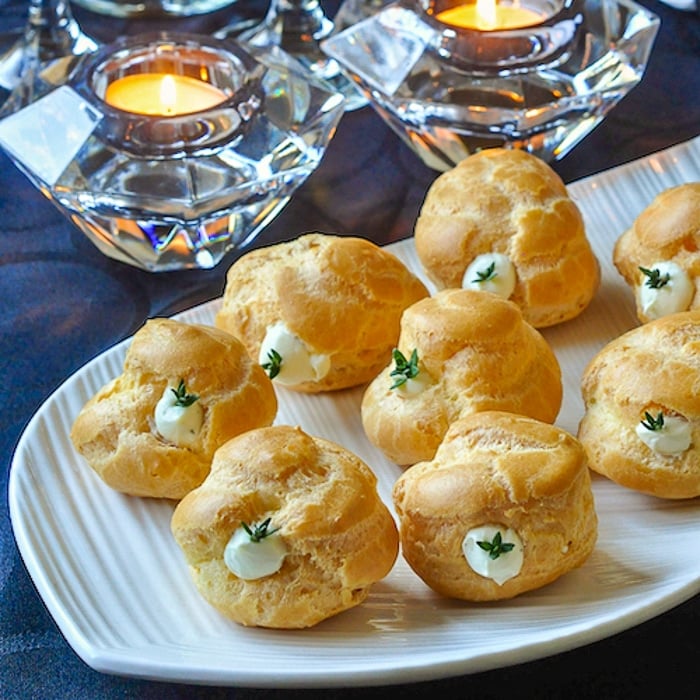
[
  {"x1": 578, "y1": 309, "x2": 700, "y2": 499},
  {"x1": 70, "y1": 318, "x2": 277, "y2": 499},
  {"x1": 414, "y1": 148, "x2": 600, "y2": 328},
  {"x1": 171, "y1": 425, "x2": 399, "y2": 628},
  {"x1": 613, "y1": 182, "x2": 700, "y2": 323},
  {"x1": 214, "y1": 232, "x2": 429, "y2": 392},
  {"x1": 392, "y1": 411, "x2": 598, "y2": 601},
  {"x1": 361, "y1": 288, "x2": 562, "y2": 466}
]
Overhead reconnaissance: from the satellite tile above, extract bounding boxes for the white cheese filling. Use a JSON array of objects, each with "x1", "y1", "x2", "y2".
[
  {"x1": 224, "y1": 526, "x2": 288, "y2": 580},
  {"x1": 259, "y1": 321, "x2": 331, "y2": 386},
  {"x1": 636, "y1": 413, "x2": 692, "y2": 456},
  {"x1": 462, "y1": 252, "x2": 517, "y2": 299},
  {"x1": 154, "y1": 384, "x2": 204, "y2": 446},
  {"x1": 462, "y1": 524, "x2": 524, "y2": 585},
  {"x1": 396, "y1": 372, "x2": 433, "y2": 396},
  {"x1": 638, "y1": 261, "x2": 694, "y2": 320}
]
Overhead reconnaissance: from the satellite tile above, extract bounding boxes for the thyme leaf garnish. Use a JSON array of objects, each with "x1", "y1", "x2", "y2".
[
  {"x1": 471, "y1": 261, "x2": 497, "y2": 284},
  {"x1": 477, "y1": 531, "x2": 515, "y2": 560},
  {"x1": 261, "y1": 348, "x2": 282, "y2": 379},
  {"x1": 390, "y1": 348, "x2": 420, "y2": 389},
  {"x1": 241, "y1": 518, "x2": 280, "y2": 542},
  {"x1": 641, "y1": 411, "x2": 665, "y2": 431},
  {"x1": 171, "y1": 379, "x2": 199, "y2": 407},
  {"x1": 639, "y1": 266, "x2": 671, "y2": 289}
]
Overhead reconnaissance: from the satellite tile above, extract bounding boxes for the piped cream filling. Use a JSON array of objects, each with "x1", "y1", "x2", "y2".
[
  {"x1": 154, "y1": 384, "x2": 203, "y2": 446},
  {"x1": 462, "y1": 524, "x2": 524, "y2": 585},
  {"x1": 259, "y1": 321, "x2": 331, "y2": 386},
  {"x1": 638, "y1": 261, "x2": 694, "y2": 320},
  {"x1": 462, "y1": 252, "x2": 517, "y2": 299},
  {"x1": 224, "y1": 526, "x2": 288, "y2": 580},
  {"x1": 636, "y1": 413, "x2": 692, "y2": 456}
]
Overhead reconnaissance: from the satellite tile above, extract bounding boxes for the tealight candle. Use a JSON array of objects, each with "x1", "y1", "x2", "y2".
[
  {"x1": 105, "y1": 73, "x2": 227, "y2": 116},
  {"x1": 437, "y1": 0, "x2": 543, "y2": 29}
]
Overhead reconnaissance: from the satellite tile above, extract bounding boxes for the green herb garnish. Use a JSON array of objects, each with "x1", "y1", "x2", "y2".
[
  {"x1": 641, "y1": 411, "x2": 665, "y2": 431},
  {"x1": 171, "y1": 379, "x2": 199, "y2": 407},
  {"x1": 471, "y1": 261, "x2": 497, "y2": 284},
  {"x1": 241, "y1": 518, "x2": 280, "y2": 542},
  {"x1": 261, "y1": 348, "x2": 282, "y2": 379},
  {"x1": 639, "y1": 266, "x2": 671, "y2": 289},
  {"x1": 477, "y1": 531, "x2": 515, "y2": 560},
  {"x1": 390, "y1": 348, "x2": 420, "y2": 389}
]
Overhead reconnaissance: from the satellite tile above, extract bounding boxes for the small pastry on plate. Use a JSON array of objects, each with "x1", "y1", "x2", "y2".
[
  {"x1": 413, "y1": 148, "x2": 599, "y2": 328},
  {"x1": 361, "y1": 288, "x2": 562, "y2": 465},
  {"x1": 578, "y1": 309, "x2": 700, "y2": 499},
  {"x1": 392, "y1": 411, "x2": 598, "y2": 601},
  {"x1": 613, "y1": 182, "x2": 700, "y2": 323},
  {"x1": 214, "y1": 232, "x2": 429, "y2": 392},
  {"x1": 170, "y1": 425, "x2": 399, "y2": 629},
  {"x1": 70, "y1": 318, "x2": 277, "y2": 500}
]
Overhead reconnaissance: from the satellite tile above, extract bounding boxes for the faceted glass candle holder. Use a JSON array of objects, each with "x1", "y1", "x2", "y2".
[
  {"x1": 322, "y1": 0, "x2": 660, "y2": 171},
  {"x1": 0, "y1": 34, "x2": 345, "y2": 271}
]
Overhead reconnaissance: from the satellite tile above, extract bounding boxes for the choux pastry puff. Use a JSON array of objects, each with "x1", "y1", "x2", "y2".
[
  {"x1": 392, "y1": 411, "x2": 598, "y2": 601},
  {"x1": 361, "y1": 288, "x2": 562, "y2": 466},
  {"x1": 70, "y1": 318, "x2": 277, "y2": 499},
  {"x1": 214, "y1": 232, "x2": 429, "y2": 392},
  {"x1": 414, "y1": 148, "x2": 599, "y2": 328},
  {"x1": 171, "y1": 425, "x2": 399, "y2": 628}
]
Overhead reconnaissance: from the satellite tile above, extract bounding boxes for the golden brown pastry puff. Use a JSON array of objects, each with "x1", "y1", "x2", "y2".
[
  {"x1": 613, "y1": 182, "x2": 700, "y2": 324},
  {"x1": 70, "y1": 318, "x2": 277, "y2": 500},
  {"x1": 361, "y1": 288, "x2": 562, "y2": 466},
  {"x1": 578, "y1": 310, "x2": 700, "y2": 499},
  {"x1": 170, "y1": 425, "x2": 399, "y2": 629},
  {"x1": 214, "y1": 232, "x2": 429, "y2": 392},
  {"x1": 413, "y1": 148, "x2": 599, "y2": 328},
  {"x1": 392, "y1": 411, "x2": 598, "y2": 601}
]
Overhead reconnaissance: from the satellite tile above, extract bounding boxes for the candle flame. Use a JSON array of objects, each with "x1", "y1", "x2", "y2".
[
  {"x1": 476, "y1": 0, "x2": 497, "y2": 28},
  {"x1": 160, "y1": 75, "x2": 177, "y2": 115}
]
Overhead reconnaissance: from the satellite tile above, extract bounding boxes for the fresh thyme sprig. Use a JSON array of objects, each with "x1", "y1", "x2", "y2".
[
  {"x1": 241, "y1": 518, "x2": 280, "y2": 542},
  {"x1": 390, "y1": 348, "x2": 420, "y2": 389},
  {"x1": 171, "y1": 379, "x2": 199, "y2": 407},
  {"x1": 261, "y1": 348, "x2": 282, "y2": 379},
  {"x1": 639, "y1": 266, "x2": 671, "y2": 289},
  {"x1": 477, "y1": 531, "x2": 515, "y2": 560},
  {"x1": 471, "y1": 261, "x2": 497, "y2": 284},
  {"x1": 641, "y1": 410, "x2": 665, "y2": 431}
]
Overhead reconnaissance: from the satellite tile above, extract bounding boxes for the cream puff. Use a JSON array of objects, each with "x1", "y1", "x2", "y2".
[
  {"x1": 214, "y1": 232, "x2": 429, "y2": 392},
  {"x1": 392, "y1": 411, "x2": 598, "y2": 601},
  {"x1": 361, "y1": 288, "x2": 562, "y2": 465},
  {"x1": 70, "y1": 318, "x2": 277, "y2": 499},
  {"x1": 578, "y1": 309, "x2": 700, "y2": 499},
  {"x1": 613, "y1": 182, "x2": 700, "y2": 323},
  {"x1": 170, "y1": 425, "x2": 399, "y2": 628},
  {"x1": 414, "y1": 148, "x2": 599, "y2": 328}
]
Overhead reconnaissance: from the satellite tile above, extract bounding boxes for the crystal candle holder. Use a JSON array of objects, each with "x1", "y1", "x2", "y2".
[
  {"x1": 322, "y1": 0, "x2": 659, "y2": 170},
  {"x1": 0, "y1": 33, "x2": 345, "y2": 271}
]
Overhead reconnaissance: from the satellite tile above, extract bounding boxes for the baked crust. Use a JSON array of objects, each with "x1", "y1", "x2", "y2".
[
  {"x1": 578, "y1": 310, "x2": 700, "y2": 498},
  {"x1": 70, "y1": 318, "x2": 277, "y2": 499},
  {"x1": 392, "y1": 411, "x2": 598, "y2": 601},
  {"x1": 214, "y1": 232, "x2": 429, "y2": 392},
  {"x1": 361, "y1": 288, "x2": 562, "y2": 465},
  {"x1": 171, "y1": 425, "x2": 399, "y2": 628},
  {"x1": 613, "y1": 182, "x2": 700, "y2": 323},
  {"x1": 414, "y1": 148, "x2": 599, "y2": 328}
]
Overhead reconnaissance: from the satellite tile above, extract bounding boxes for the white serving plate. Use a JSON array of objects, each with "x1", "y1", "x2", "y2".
[{"x1": 9, "y1": 137, "x2": 700, "y2": 688}]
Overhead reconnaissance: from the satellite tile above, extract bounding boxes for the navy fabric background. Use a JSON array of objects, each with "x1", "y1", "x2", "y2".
[{"x1": 1, "y1": 0, "x2": 698, "y2": 697}]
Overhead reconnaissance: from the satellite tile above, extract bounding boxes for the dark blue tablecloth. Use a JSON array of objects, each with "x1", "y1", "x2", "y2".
[{"x1": 1, "y1": 0, "x2": 699, "y2": 697}]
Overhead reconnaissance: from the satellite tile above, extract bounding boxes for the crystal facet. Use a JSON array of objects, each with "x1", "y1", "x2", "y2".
[
  {"x1": 322, "y1": 0, "x2": 659, "y2": 170},
  {"x1": 0, "y1": 33, "x2": 345, "y2": 271}
]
